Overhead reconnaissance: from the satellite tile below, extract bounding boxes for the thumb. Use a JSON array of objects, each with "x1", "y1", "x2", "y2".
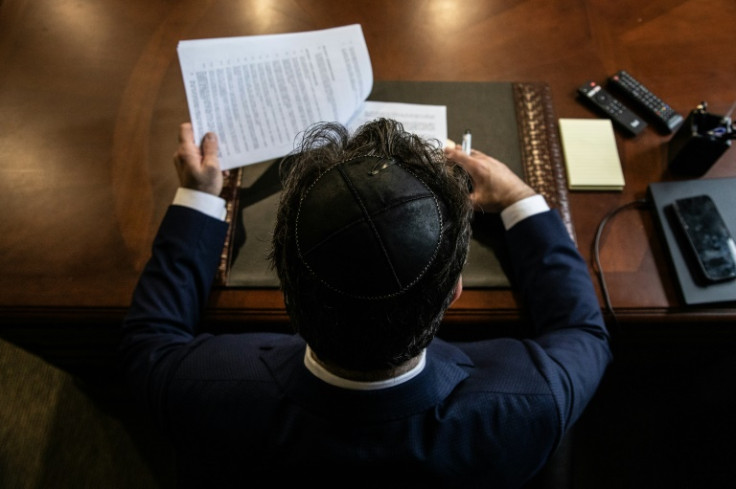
[{"x1": 201, "y1": 132, "x2": 219, "y2": 163}]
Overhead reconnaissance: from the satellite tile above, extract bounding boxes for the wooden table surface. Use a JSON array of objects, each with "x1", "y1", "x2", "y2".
[{"x1": 2, "y1": 0, "x2": 736, "y2": 331}]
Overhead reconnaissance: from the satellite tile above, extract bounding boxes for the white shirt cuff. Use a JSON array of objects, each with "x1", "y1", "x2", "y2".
[
  {"x1": 500, "y1": 194, "x2": 549, "y2": 230},
  {"x1": 173, "y1": 187, "x2": 227, "y2": 221}
]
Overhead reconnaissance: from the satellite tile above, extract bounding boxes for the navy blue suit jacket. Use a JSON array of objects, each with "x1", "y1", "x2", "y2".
[{"x1": 121, "y1": 204, "x2": 611, "y2": 488}]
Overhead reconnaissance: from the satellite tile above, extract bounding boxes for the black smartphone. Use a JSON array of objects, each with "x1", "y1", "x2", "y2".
[{"x1": 671, "y1": 194, "x2": 736, "y2": 283}]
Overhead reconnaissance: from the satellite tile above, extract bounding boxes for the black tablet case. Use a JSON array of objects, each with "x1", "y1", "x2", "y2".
[{"x1": 648, "y1": 177, "x2": 736, "y2": 305}]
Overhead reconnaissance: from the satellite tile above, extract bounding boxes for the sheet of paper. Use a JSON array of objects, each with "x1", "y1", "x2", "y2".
[
  {"x1": 558, "y1": 118, "x2": 625, "y2": 191},
  {"x1": 177, "y1": 24, "x2": 373, "y2": 170},
  {"x1": 347, "y1": 101, "x2": 447, "y2": 148}
]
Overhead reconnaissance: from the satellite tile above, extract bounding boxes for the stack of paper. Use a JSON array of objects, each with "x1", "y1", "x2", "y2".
[
  {"x1": 177, "y1": 25, "x2": 447, "y2": 170},
  {"x1": 558, "y1": 118, "x2": 625, "y2": 191}
]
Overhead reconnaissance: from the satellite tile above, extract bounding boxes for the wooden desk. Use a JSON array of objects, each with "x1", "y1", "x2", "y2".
[{"x1": 2, "y1": 0, "x2": 736, "y2": 340}]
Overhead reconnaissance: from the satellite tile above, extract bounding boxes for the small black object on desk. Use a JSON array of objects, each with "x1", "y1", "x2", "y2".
[
  {"x1": 667, "y1": 102, "x2": 733, "y2": 177},
  {"x1": 577, "y1": 80, "x2": 647, "y2": 137},
  {"x1": 607, "y1": 69, "x2": 684, "y2": 134}
]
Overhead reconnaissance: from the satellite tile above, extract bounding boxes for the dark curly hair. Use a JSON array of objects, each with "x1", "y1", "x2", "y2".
[{"x1": 270, "y1": 119, "x2": 472, "y2": 371}]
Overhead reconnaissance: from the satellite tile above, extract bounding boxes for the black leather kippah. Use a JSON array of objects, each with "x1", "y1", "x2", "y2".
[{"x1": 295, "y1": 155, "x2": 443, "y2": 299}]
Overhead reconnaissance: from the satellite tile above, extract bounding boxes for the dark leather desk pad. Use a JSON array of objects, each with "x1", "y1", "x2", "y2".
[{"x1": 223, "y1": 81, "x2": 569, "y2": 289}]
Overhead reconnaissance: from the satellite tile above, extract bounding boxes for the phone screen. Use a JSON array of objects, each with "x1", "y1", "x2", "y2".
[{"x1": 671, "y1": 195, "x2": 736, "y2": 283}]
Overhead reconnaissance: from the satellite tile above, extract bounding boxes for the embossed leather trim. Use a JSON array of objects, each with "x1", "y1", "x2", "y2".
[
  {"x1": 217, "y1": 167, "x2": 243, "y2": 285},
  {"x1": 513, "y1": 82, "x2": 576, "y2": 243}
]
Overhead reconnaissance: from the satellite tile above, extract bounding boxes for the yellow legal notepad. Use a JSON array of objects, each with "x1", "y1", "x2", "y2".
[{"x1": 558, "y1": 118, "x2": 625, "y2": 191}]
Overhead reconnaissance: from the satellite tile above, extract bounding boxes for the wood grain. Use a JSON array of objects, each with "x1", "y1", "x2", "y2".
[{"x1": 1, "y1": 0, "x2": 735, "y2": 329}]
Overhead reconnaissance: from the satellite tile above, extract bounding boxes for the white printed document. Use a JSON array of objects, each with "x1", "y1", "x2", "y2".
[
  {"x1": 347, "y1": 101, "x2": 447, "y2": 148},
  {"x1": 178, "y1": 25, "x2": 447, "y2": 170}
]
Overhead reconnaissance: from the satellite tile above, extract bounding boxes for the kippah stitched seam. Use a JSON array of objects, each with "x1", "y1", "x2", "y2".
[
  {"x1": 294, "y1": 156, "x2": 445, "y2": 300},
  {"x1": 300, "y1": 193, "x2": 436, "y2": 257},
  {"x1": 337, "y1": 164, "x2": 403, "y2": 290},
  {"x1": 399, "y1": 166, "x2": 445, "y2": 288}
]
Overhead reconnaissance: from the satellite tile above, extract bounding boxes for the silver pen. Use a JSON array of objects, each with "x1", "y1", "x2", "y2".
[{"x1": 462, "y1": 129, "x2": 472, "y2": 155}]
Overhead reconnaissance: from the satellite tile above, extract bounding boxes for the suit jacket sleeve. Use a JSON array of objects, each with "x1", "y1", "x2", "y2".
[
  {"x1": 505, "y1": 209, "x2": 612, "y2": 429},
  {"x1": 119, "y1": 205, "x2": 229, "y2": 418}
]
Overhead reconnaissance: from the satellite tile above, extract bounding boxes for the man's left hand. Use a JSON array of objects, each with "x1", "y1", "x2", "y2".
[{"x1": 173, "y1": 122, "x2": 226, "y2": 196}]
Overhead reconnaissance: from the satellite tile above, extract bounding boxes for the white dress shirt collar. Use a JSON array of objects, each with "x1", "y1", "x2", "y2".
[{"x1": 303, "y1": 345, "x2": 426, "y2": 391}]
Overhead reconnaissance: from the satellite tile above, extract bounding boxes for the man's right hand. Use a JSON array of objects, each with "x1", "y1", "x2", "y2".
[{"x1": 445, "y1": 146, "x2": 536, "y2": 213}]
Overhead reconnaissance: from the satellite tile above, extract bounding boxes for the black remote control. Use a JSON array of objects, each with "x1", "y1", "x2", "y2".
[
  {"x1": 607, "y1": 70, "x2": 684, "y2": 134},
  {"x1": 577, "y1": 81, "x2": 647, "y2": 136}
]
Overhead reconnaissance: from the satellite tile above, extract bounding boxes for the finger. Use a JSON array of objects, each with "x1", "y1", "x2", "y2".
[
  {"x1": 178, "y1": 122, "x2": 195, "y2": 144},
  {"x1": 200, "y1": 133, "x2": 222, "y2": 180},
  {"x1": 175, "y1": 123, "x2": 196, "y2": 161},
  {"x1": 201, "y1": 132, "x2": 219, "y2": 162},
  {"x1": 445, "y1": 147, "x2": 485, "y2": 182},
  {"x1": 445, "y1": 145, "x2": 489, "y2": 164}
]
